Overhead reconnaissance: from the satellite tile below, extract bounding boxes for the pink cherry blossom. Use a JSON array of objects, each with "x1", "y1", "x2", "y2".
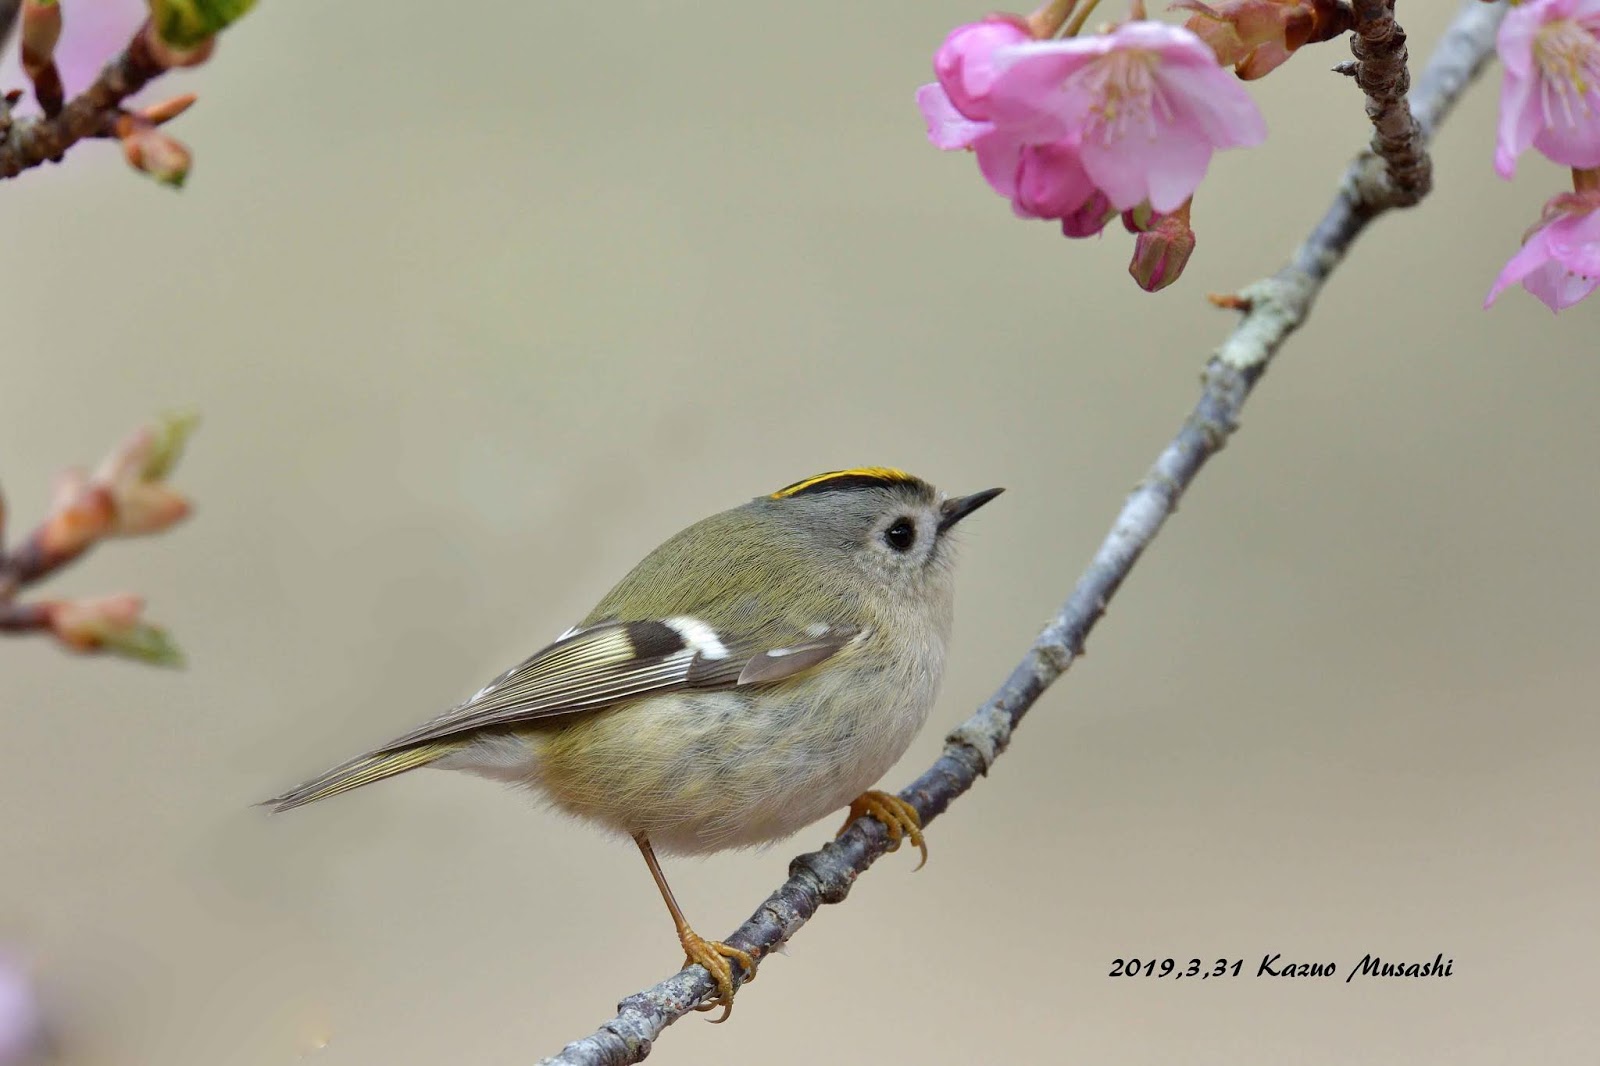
[
  {"x1": 916, "y1": 16, "x2": 1102, "y2": 224},
  {"x1": 1494, "y1": 0, "x2": 1600, "y2": 177},
  {"x1": 916, "y1": 81, "x2": 992, "y2": 150},
  {"x1": 1485, "y1": 193, "x2": 1600, "y2": 312},
  {"x1": 985, "y1": 21, "x2": 1267, "y2": 213},
  {"x1": 916, "y1": 17, "x2": 1034, "y2": 149}
]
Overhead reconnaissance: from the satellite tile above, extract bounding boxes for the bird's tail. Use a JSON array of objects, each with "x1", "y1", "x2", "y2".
[{"x1": 263, "y1": 742, "x2": 459, "y2": 813}]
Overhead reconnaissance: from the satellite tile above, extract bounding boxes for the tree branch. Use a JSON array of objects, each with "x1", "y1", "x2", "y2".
[
  {"x1": 1350, "y1": 0, "x2": 1429, "y2": 205},
  {"x1": 0, "y1": 8, "x2": 239, "y2": 185},
  {"x1": 536, "y1": 4, "x2": 1507, "y2": 1063},
  {"x1": 0, "y1": 21, "x2": 165, "y2": 178}
]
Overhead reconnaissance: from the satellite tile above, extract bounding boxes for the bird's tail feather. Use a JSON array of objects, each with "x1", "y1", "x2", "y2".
[{"x1": 263, "y1": 743, "x2": 458, "y2": 813}]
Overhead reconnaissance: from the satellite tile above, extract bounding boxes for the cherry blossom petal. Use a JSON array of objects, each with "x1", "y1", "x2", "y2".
[
  {"x1": 1533, "y1": 108, "x2": 1600, "y2": 169},
  {"x1": 1157, "y1": 62, "x2": 1268, "y2": 149},
  {"x1": 917, "y1": 83, "x2": 992, "y2": 150},
  {"x1": 1485, "y1": 231, "x2": 1563, "y2": 306},
  {"x1": 1521, "y1": 259, "x2": 1600, "y2": 310},
  {"x1": 1496, "y1": 66, "x2": 1545, "y2": 177},
  {"x1": 1081, "y1": 125, "x2": 1214, "y2": 213}
]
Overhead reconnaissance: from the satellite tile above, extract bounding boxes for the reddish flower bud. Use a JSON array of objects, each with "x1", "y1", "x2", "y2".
[
  {"x1": 1175, "y1": 0, "x2": 1351, "y2": 80},
  {"x1": 1128, "y1": 206, "x2": 1197, "y2": 292},
  {"x1": 1060, "y1": 190, "x2": 1116, "y2": 238}
]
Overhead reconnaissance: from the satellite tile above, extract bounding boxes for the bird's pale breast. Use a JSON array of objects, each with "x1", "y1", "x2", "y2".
[{"x1": 446, "y1": 628, "x2": 947, "y2": 854}]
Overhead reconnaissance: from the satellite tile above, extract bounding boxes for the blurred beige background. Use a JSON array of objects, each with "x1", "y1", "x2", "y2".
[{"x1": 2, "y1": 2, "x2": 1598, "y2": 1064}]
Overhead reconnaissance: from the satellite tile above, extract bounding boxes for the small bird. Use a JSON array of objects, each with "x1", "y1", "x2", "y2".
[{"x1": 265, "y1": 467, "x2": 1001, "y2": 1017}]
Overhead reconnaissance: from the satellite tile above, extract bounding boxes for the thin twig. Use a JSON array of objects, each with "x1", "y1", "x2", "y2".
[
  {"x1": 1350, "y1": 0, "x2": 1430, "y2": 205},
  {"x1": 0, "y1": 20, "x2": 165, "y2": 179},
  {"x1": 0, "y1": 600, "x2": 47, "y2": 634},
  {"x1": 536, "y1": 4, "x2": 1506, "y2": 1063},
  {"x1": 0, "y1": 415, "x2": 195, "y2": 663}
]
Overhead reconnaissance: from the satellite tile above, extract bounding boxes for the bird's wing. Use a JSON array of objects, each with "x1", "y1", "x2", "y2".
[{"x1": 376, "y1": 618, "x2": 862, "y2": 751}]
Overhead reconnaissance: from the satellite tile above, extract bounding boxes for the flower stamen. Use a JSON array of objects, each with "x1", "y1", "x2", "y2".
[
  {"x1": 1076, "y1": 49, "x2": 1164, "y2": 145},
  {"x1": 1533, "y1": 18, "x2": 1600, "y2": 130}
]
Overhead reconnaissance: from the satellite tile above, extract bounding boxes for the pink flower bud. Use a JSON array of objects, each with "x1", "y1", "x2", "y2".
[
  {"x1": 934, "y1": 17, "x2": 1034, "y2": 123},
  {"x1": 1060, "y1": 189, "x2": 1116, "y2": 238},
  {"x1": 1128, "y1": 208, "x2": 1197, "y2": 292}
]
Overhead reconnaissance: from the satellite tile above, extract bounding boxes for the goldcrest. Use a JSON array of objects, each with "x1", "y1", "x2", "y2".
[{"x1": 266, "y1": 467, "x2": 1002, "y2": 1017}]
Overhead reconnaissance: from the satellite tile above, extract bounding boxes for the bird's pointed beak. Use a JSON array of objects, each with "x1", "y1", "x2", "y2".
[{"x1": 938, "y1": 487, "x2": 1004, "y2": 533}]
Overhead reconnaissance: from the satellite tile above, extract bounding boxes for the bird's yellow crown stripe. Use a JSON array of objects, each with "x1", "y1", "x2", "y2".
[{"x1": 770, "y1": 467, "x2": 919, "y2": 499}]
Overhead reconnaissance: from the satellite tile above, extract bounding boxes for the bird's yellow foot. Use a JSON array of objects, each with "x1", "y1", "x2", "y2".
[
  {"x1": 838, "y1": 790, "x2": 927, "y2": 870},
  {"x1": 678, "y1": 926, "x2": 755, "y2": 1023}
]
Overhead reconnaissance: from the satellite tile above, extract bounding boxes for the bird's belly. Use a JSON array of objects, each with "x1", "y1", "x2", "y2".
[{"x1": 457, "y1": 660, "x2": 942, "y2": 855}]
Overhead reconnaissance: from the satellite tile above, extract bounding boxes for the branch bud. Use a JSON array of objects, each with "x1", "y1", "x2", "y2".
[
  {"x1": 35, "y1": 470, "x2": 115, "y2": 560},
  {"x1": 44, "y1": 594, "x2": 183, "y2": 665},
  {"x1": 140, "y1": 94, "x2": 199, "y2": 126},
  {"x1": 148, "y1": 0, "x2": 255, "y2": 50},
  {"x1": 141, "y1": 411, "x2": 200, "y2": 481},
  {"x1": 120, "y1": 121, "x2": 193, "y2": 187},
  {"x1": 20, "y1": 0, "x2": 64, "y2": 115},
  {"x1": 90, "y1": 416, "x2": 197, "y2": 535}
]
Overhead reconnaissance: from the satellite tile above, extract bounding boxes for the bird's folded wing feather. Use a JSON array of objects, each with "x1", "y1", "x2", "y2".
[{"x1": 376, "y1": 619, "x2": 860, "y2": 751}]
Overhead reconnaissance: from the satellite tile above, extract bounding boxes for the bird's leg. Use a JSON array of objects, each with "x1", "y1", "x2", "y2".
[
  {"x1": 836, "y1": 791, "x2": 927, "y2": 870},
  {"x1": 633, "y1": 833, "x2": 755, "y2": 1022}
]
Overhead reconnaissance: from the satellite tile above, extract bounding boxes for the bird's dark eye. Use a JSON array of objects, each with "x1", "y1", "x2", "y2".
[{"x1": 883, "y1": 518, "x2": 916, "y2": 552}]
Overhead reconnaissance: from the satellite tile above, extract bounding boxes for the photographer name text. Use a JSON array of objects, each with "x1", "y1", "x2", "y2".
[{"x1": 1108, "y1": 954, "x2": 1454, "y2": 983}]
